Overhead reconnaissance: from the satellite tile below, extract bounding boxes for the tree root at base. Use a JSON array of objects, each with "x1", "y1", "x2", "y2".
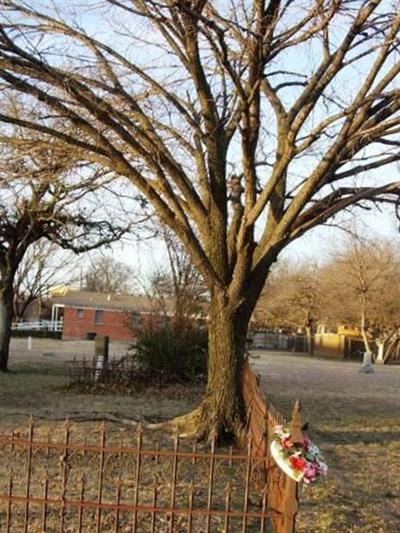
[
  {"x1": 148, "y1": 406, "x2": 247, "y2": 445},
  {"x1": 146, "y1": 407, "x2": 202, "y2": 437}
]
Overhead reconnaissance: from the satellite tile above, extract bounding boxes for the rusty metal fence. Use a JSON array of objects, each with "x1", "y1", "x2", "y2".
[
  {"x1": 0, "y1": 421, "x2": 278, "y2": 532},
  {"x1": 242, "y1": 359, "x2": 302, "y2": 533},
  {"x1": 0, "y1": 361, "x2": 302, "y2": 532}
]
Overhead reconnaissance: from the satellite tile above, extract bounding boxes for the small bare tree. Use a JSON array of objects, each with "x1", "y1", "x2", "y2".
[
  {"x1": 84, "y1": 255, "x2": 134, "y2": 294},
  {"x1": 159, "y1": 226, "x2": 207, "y2": 324},
  {"x1": 321, "y1": 236, "x2": 400, "y2": 362},
  {"x1": 0, "y1": 141, "x2": 129, "y2": 371},
  {"x1": 256, "y1": 261, "x2": 322, "y2": 354},
  {"x1": 141, "y1": 226, "x2": 208, "y2": 322},
  {"x1": 13, "y1": 240, "x2": 77, "y2": 322}
]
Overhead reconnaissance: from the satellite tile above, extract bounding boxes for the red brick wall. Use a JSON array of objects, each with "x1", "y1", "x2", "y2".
[{"x1": 62, "y1": 307, "x2": 134, "y2": 341}]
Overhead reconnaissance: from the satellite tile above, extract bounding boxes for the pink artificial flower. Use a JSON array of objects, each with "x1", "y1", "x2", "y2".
[
  {"x1": 281, "y1": 436, "x2": 294, "y2": 449},
  {"x1": 302, "y1": 462, "x2": 318, "y2": 483}
]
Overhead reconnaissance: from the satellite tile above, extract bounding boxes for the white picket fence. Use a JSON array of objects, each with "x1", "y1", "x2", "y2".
[{"x1": 11, "y1": 319, "x2": 63, "y2": 332}]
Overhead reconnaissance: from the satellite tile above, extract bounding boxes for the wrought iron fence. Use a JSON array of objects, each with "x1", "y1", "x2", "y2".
[
  {"x1": 66, "y1": 355, "x2": 136, "y2": 385},
  {"x1": 0, "y1": 420, "x2": 279, "y2": 532},
  {"x1": 0, "y1": 361, "x2": 302, "y2": 532}
]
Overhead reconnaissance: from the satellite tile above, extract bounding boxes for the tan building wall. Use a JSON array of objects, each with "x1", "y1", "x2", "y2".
[
  {"x1": 314, "y1": 333, "x2": 346, "y2": 358},
  {"x1": 314, "y1": 333, "x2": 364, "y2": 360}
]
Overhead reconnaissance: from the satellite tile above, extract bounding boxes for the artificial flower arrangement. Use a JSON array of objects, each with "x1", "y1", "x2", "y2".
[{"x1": 270, "y1": 425, "x2": 327, "y2": 484}]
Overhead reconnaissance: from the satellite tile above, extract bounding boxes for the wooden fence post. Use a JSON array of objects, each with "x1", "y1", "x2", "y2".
[{"x1": 282, "y1": 400, "x2": 303, "y2": 533}]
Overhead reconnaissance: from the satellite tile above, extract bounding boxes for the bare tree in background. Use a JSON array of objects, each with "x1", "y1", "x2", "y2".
[
  {"x1": 84, "y1": 255, "x2": 134, "y2": 294},
  {"x1": 159, "y1": 226, "x2": 207, "y2": 323},
  {"x1": 256, "y1": 262, "x2": 322, "y2": 354},
  {"x1": 322, "y1": 236, "x2": 400, "y2": 362},
  {"x1": 141, "y1": 226, "x2": 207, "y2": 322},
  {"x1": 13, "y1": 240, "x2": 77, "y2": 322},
  {"x1": 0, "y1": 140, "x2": 130, "y2": 371},
  {"x1": 0, "y1": 0, "x2": 399, "y2": 439}
]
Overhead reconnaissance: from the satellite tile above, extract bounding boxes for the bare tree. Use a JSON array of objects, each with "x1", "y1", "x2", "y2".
[
  {"x1": 0, "y1": 141, "x2": 129, "y2": 371},
  {"x1": 0, "y1": 0, "x2": 399, "y2": 439},
  {"x1": 321, "y1": 236, "x2": 400, "y2": 362},
  {"x1": 84, "y1": 255, "x2": 134, "y2": 294},
  {"x1": 158, "y1": 226, "x2": 207, "y2": 323},
  {"x1": 140, "y1": 226, "x2": 207, "y2": 322},
  {"x1": 255, "y1": 261, "x2": 322, "y2": 354},
  {"x1": 13, "y1": 240, "x2": 77, "y2": 321}
]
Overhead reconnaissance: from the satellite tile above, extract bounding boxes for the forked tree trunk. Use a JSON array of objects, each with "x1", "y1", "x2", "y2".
[
  {"x1": 0, "y1": 285, "x2": 14, "y2": 372},
  {"x1": 195, "y1": 291, "x2": 249, "y2": 443}
]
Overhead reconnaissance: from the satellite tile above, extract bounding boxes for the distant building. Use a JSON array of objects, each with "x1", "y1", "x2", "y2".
[{"x1": 50, "y1": 290, "x2": 171, "y2": 341}]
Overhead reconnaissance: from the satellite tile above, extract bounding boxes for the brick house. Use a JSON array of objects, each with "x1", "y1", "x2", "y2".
[{"x1": 50, "y1": 290, "x2": 170, "y2": 341}]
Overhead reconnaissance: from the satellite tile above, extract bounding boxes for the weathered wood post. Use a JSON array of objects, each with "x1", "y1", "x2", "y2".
[
  {"x1": 94, "y1": 335, "x2": 109, "y2": 381},
  {"x1": 282, "y1": 400, "x2": 303, "y2": 533}
]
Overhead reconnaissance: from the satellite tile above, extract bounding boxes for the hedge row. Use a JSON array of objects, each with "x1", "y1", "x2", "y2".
[{"x1": 11, "y1": 330, "x2": 62, "y2": 339}]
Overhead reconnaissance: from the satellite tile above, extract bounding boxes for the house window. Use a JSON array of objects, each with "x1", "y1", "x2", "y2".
[
  {"x1": 95, "y1": 310, "x2": 104, "y2": 324},
  {"x1": 77, "y1": 308, "x2": 84, "y2": 319},
  {"x1": 131, "y1": 312, "x2": 142, "y2": 328}
]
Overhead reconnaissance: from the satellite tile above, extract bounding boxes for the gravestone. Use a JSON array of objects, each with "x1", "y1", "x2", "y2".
[{"x1": 359, "y1": 351, "x2": 374, "y2": 373}]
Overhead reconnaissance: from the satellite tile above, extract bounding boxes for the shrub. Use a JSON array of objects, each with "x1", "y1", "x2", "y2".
[
  {"x1": 11, "y1": 329, "x2": 62, "y2": 339},
  {"x1": 133, "y1": 322, "x2": 207, "y2": 381}
]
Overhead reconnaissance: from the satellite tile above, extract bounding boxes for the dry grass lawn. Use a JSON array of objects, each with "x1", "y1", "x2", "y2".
[{"x1": 0, "y1": 341, "x2": 399, "y2": 531}]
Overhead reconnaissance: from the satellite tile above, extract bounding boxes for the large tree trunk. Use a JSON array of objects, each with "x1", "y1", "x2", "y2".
[
  {"x1": 168, "y1": 260, "x2": 275, "y2": 443},
  {"x1": 169, "y1": 289, "x2": 251, "y2": 443},
  {"x1": 0, "y1": 285, "x2": 14, "y2": 372},
  {"x1": 195, "y1": 290, "x2": 249, "y2": 442}
]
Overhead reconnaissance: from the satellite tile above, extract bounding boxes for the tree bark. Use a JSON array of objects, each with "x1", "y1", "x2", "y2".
[
  {"x1": 305, "y1": 325, "x2": 314, "y2": 356},
  {"x1": 0, "y1": 284, "x2": 14, "y2": 372},
  {"x1": 375, "y1": 342, "x2": 385, "y2": 364},
  {"x1": 195, "y1": 290, "x2": 248, "y2": 442}
]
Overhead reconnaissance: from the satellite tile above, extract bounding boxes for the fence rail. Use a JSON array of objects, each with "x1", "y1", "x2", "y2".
[
  {"x1": 241, "y1": 359, "x2": 301, "y2": 533},
  {"x1": 11, "y1": 319, "x2": 63, "y2": 332}
]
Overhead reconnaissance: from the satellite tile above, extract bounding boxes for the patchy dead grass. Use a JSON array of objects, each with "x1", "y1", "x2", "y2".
[
  {"x1": 1, "y1": 349, "x2": 400, "y2": 531},
  {"x1": 0, "y1": 361, "x2": 270, "y2": 531},
  {"x1": 0, "y1": 361, "x2": 204, "y2": 430}
]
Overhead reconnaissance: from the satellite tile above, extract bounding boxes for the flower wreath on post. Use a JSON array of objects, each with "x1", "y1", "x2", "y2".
[{"x1": 270, "y1": 425, "x2": 328, "y2": 484}]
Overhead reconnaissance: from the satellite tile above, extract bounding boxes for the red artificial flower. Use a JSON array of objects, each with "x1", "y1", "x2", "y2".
[{"x1": 289, "y1": 456, "x2": 306, "y2": 471}]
